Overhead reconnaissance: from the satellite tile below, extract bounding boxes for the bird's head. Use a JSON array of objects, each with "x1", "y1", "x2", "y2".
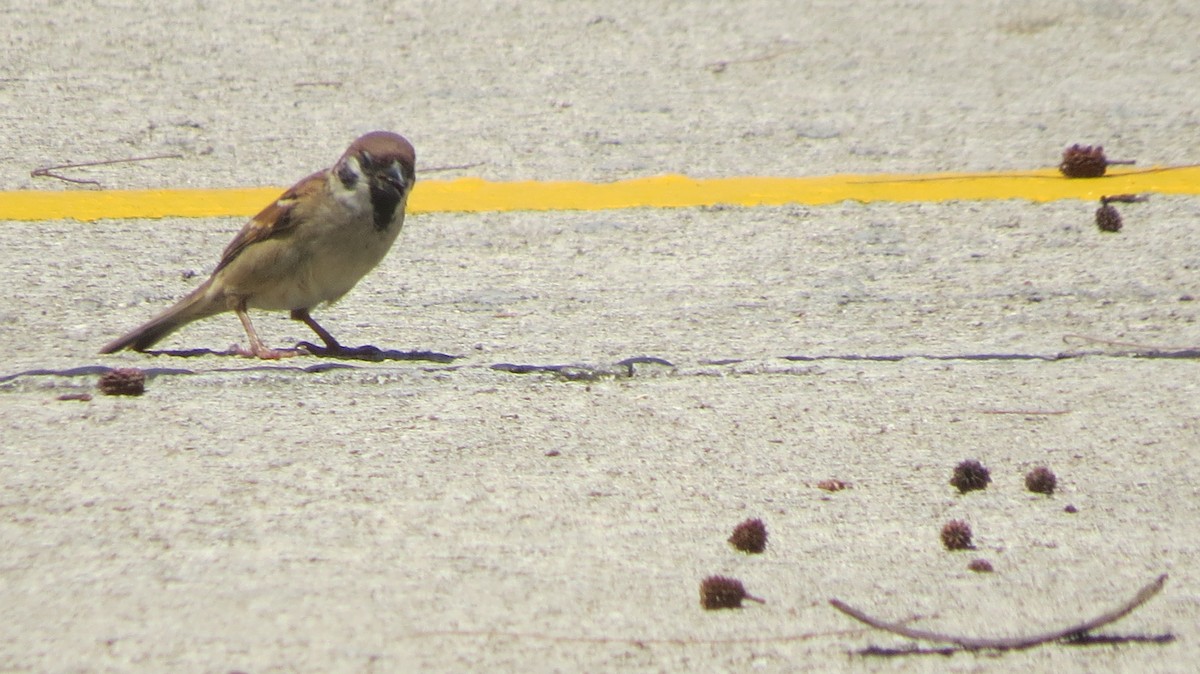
[{"x1": 334, "y1": 131, "x2": 416, "y2": 229}]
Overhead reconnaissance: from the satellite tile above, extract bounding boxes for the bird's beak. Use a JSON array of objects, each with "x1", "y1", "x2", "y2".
[{"x1": 378, "y1": 164, "x2": 405, "y2": 191}]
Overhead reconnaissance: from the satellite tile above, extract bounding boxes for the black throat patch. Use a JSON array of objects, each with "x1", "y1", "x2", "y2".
[{"x1": 369, "y1": 180, "x2": 402, "y2": 230}]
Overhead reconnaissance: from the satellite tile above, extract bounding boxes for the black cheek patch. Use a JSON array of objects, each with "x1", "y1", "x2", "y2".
[
  {"x1": 369, "y1": 181, "x2": 402, "y2": 230},
  {"x1": 336, "y1": 162, "x2": 359, "y2": 189}
]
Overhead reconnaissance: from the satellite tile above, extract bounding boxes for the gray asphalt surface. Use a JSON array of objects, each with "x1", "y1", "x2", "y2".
[{"x1": 2, "y1": 2, "x2": 1198, "y2": 672}]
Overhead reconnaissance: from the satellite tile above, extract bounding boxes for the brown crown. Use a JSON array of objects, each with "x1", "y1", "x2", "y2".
[{"x1": 344, "y1": 131, "x2": 416, "y2": 171}]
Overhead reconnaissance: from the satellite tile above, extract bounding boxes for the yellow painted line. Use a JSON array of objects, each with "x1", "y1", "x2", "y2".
[{"x1": 2, "y1": 167, "x2": 1198, "y2": 222}]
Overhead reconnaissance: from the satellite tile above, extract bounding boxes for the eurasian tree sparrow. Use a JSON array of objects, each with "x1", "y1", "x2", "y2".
[{"x1": 101, "y1": 131, "x2": 416, "y2": 359}]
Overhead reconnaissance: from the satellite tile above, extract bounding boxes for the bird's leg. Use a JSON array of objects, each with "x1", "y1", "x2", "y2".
[
  {"x1": 292, "y1": 308, "x2": 381, "y2": 358},
  {"x1": 291, "y1": 308, "x2": 342, "y2": 351},
  {"x1": 232, "y1": 303, "x2": 302, "y2": 359}
]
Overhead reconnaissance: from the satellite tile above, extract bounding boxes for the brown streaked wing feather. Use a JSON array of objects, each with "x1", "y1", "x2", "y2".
[{"x1": 214, "y1": 170, "x2": 327, "y2": 272}]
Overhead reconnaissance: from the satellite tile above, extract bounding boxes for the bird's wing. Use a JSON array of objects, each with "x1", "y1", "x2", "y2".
[{"x1": 214, "y1": 170, "x2": 326, "y2": 273}]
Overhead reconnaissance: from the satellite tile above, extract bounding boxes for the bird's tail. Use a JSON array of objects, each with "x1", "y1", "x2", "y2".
[{"x1": 100, "y1": 281, "x2": 225, "y2": 353}]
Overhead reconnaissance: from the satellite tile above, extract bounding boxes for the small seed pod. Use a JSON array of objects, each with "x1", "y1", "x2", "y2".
[
  {"x1": 941, "y1": 520, "x2": 974, "y2": 550},
  {"x1": 98, "y1": 368, "x2": 146, "y2": 396},
  {"x1": 1095, "y1": 203, "x2": 1123, "y2": 232},
  {"x1": 816, "y1": 479, "x2": 848, "y2": 492},
  {"x1": 1059, "y1": 144, "x2": 1134, "y2": 178},
  {"x1": 967, "y1": 558, "x2": 994, "y2": 573},
  {"x1": 699, "y1": 575, "x2": 766, "y2": 610},
  {"x1": 950, "y1": 460, "x2": 991, "y2": 494},
  {"x1": 1025, "y1": 466, "x2": 1058, "y2": 495},
  {"x1": 728, "y1": 518, "x2": 768, "y2": 554}
]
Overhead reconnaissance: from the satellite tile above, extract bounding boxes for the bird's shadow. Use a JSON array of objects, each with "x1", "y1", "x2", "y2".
[{"x1": 146, "y1": 344, "x2": 458, "y2": 363}]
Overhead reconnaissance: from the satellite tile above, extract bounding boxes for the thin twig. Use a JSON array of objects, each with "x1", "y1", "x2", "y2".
[
  {"x1": 1101, "y1": 193, "x2": 1149, "y2": 205},
  {"x1": 31, "y1": 153, "x2": 184, "y2": 187},
  {"x1": 1063, "y1": 632, "x2": 1175, "y2": 646},
  {"x1": 30, "y1": 171, "x2": 101, "y2": 186},
  {"x1": 977, "y1": 409, "x2": 1071, "y2": 416},
  {"x1": 830, "y1": 573, "x2": 1168, "y2": 652},
  {"x1": 396, "y1": 625, "x2": 871, "y2": 645},
  {"x1": 850, "y1": 163, "x2": 1200, "y2": 185},
  {"x1": 422, "y1": 161, "x2": 486, "y2": 173},
  {"x1": 706, "y1": 44, "x2": 803, "y2": 73}
]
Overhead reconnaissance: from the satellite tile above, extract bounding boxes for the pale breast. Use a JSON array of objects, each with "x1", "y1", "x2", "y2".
[{"x1": 217, "y1": 189, "x2": 407, "y2": 312}]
